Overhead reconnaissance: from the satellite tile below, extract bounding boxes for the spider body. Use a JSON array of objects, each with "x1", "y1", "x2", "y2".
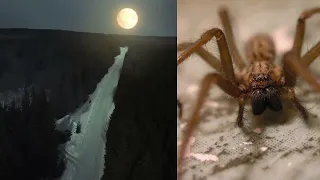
[
  {"x1": 177, "y1": 7, "x2": 320, "y2": 177},
  {"x1": 239, "y1": 35, "x2": 285, "y2": 115}
]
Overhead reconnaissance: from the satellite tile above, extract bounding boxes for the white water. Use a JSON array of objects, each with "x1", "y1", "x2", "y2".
[{"x1": 55, "y1": 46, "x2": 128, "y2": 180}]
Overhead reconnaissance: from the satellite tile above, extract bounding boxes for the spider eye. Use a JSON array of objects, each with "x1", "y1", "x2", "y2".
[{"x1": 251, "y1": 89, "x2": 266, "y2": 115}]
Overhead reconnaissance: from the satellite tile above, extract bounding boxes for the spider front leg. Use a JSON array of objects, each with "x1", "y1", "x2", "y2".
[
  {"x1": 177, "y1": 28, "x2": 238, "y2": 120},
  {"x1": 237, "y1": 95, "x2": 246, "y2": 128},
  {"x1": 287, "y1": 88, "x2": 308, "y2": 121},
  {"x1": 178, "y1": 28, "x2": 237, "y2": 82},
  {"x1": 178, "y1": 43, "x2": 223, "y2": 73},
  {"x1": 283, "y1": 51, "x2": 320, "y2": 92},
  {"x1": 282, "y1": 52, "x2": 319, "y2": 122},
  {"x1": 177, "y1": 29, "x2": 243, "y2": 176},
  {"x1": 178, "y1": 73, "x2": 240, "y2": 178},
  {"x1": 292, "y1": 7, "x2": 320, "y2": 57},
  {"x1": 293, "y1": 7, "x2": 320, "y2": 84},
  {"x1": 302, "y1": 41, "x2": 320, "y2": 67},
  {"x1": 282, "y1": 7, "x2": 320, "y2": 93}
]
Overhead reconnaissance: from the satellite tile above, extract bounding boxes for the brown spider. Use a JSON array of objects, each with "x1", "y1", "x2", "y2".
[{"x1": 177, "y1": 7, "x2": 320, "y2": 176}]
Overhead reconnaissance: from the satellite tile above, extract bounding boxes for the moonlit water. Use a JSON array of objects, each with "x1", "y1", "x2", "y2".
[{"x1": 55, "y1": 46, "x2": 128, "y2": 180}]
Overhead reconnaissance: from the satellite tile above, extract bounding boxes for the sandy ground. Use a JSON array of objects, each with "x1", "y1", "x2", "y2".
[{"x1": 177, "y1": 0, "x2": 320, "y2": 180}]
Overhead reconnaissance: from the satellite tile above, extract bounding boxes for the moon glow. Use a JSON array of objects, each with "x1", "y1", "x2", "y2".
[{"x1": 117, "y1": 8, "x2": 138, "y2": 29}]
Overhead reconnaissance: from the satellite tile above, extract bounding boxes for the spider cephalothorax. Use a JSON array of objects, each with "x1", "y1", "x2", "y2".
[{"x1": 177, "y1": 7, "x2": 320, "y2": 177}]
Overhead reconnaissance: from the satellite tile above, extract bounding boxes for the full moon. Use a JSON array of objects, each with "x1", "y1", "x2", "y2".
[{"x1": 117, "y1": 8, "x2": 138, "y2": 29}]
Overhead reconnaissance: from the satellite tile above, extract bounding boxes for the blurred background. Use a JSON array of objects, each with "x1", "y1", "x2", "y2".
[{"x1": 178, "y1": 0, "x2": 320, "y2": 180}]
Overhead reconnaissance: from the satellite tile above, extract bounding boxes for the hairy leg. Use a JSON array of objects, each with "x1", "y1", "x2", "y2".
[
  {"x1": 288, "y1": 7, "x2": 320, "y2": 88},
  {"x1": 292, "y1": 7, "x2": 320, "y2": 56},
  {"x1": 219, "y1": 7, "x2": 246, "y2": 70},
  {"x1": 282, "y1": 51, "x2": 320, "y2": 92},
  {"x1": 178, "y1": 42, "x2": 223, "y2": 73},
  {"x1": 178, "y1": 73, "x2": 240, "y2": 177},
  {"x1": 177, "y1": 28, "x2": 237, "y2": 83},
  {"x1": 302, "y1": 41, "x2": 320, "y2": 67},
  {"x1": 177, "y1": 28, "x2": 239, "y2": 119},
  {"x1": 287, "y1": 88, "x2": 308, "y2": 121},
  {"x1": 279, "y1": 8, "x2": 320, "y2": 126},
  {"x1": 236, "y1": 95, "x2": 246, "y2": 127},
  {"x1": 177, "y1": 42, "x2": 222, "y2": 119}
]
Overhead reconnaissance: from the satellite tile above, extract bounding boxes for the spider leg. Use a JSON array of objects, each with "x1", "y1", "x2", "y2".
[
  {"x1": 178, "y1": 73, "x2": 240, "y2": 177},
  {"x1": 178, "y1": 28, "x2": 237, "y2": 83},
  {"x1": 287, "y1": 88, "x2": 309, "y2": 121},
  {"x1": 178, "y1": 42, "x2": 223, "y2": 73},
  {"x1": 282, "y1": 51, "x2": 320, "y2": 92},
  {"x1": 292, "y1": 7, "x2": 320, "y2": 56},
  {"x1": 177, "y1": 42, "x2": 222, "y2": 120},
  {"x1": 219, "y1": 7, "x2": 246, "y2": 70},
  {"x1": 177, "y1": 28, "x2": 238, "y2": 120},
  {"x1": 282, "y1": 7, "x2": 320, "y2": 110},
  {"x1": 302, "y1": 41, "x2": 320, "y2": 67},
  {"x1": 236, "y1": 95, "x2": 246, "y2": 127}
]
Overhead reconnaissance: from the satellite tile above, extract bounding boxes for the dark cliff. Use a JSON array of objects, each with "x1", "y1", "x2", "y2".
[{"x1": 0, "y1": 29, "x2": 176, "y2": 180}]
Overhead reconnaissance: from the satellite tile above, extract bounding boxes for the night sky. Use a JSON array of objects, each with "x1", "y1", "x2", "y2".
[{"x1": 0, "y1": 0, "x2": 176, "y2": 37}]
